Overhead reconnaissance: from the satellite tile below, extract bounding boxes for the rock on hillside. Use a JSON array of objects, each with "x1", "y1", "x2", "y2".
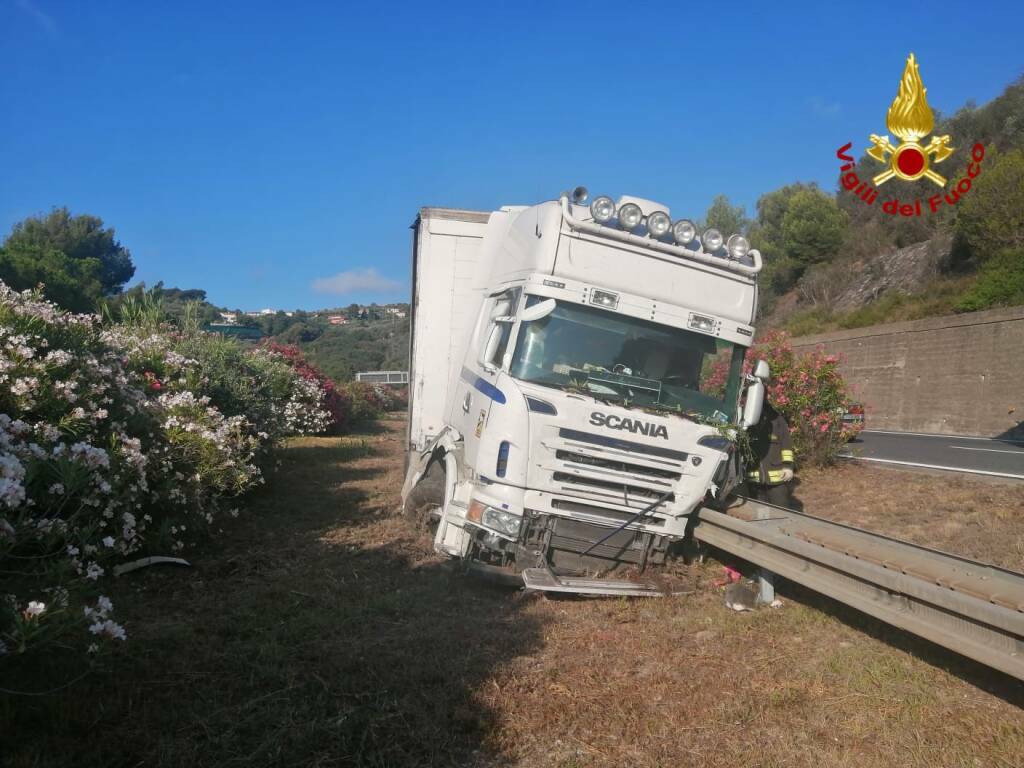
[
  {"x1": 763, "y1": 234, "x2": 952, "y2": 327},
  {"x1": 830, "y1": 236, "x2": 951, "y2": 312}
]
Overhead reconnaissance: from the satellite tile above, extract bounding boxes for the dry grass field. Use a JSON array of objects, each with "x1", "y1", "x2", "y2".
[{"x1": 3, "y1": 416, "x2": 1022, "y2": 767}]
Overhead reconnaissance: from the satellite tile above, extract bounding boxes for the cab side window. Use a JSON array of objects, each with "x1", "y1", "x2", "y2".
[{"x1": 479, "y1": 288, "x2": 520, "y2": 371}]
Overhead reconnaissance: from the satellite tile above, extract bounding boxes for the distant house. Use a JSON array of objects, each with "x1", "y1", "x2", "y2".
[
  {"x1": 244, "y1": 308, "x2": 294, "y2": 318},
  {"x1": 327, "y1": 315, "x2": 348, "y2": 325},
  {"x1": 384, "y1": 307, "x2": 407, "y2": 318},
  {"x1": 219, "y1": 312, "x2": 238, "y2": 324}
]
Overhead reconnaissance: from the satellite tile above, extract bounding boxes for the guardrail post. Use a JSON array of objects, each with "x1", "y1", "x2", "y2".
[{"x1": 757, "y1": 569, "x2": 776, "y2": 604}]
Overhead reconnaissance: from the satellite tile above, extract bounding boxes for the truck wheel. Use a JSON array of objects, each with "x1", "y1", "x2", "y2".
[{"x1": 403, "y1": 458, "x2": 445, "y2": 526}]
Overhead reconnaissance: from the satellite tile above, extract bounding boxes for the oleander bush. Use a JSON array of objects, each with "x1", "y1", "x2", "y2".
[
  {"x1": 0, "y1": 283, "x2": 331, "y2": 662},
  {"x1": 337, "y1": 381, "x2": 387, "y2": 424},
  {"x1": 706, "y1": 330, "x2": 861, "y2": 464},
  {"x1": 263, "y1": 342, "x2": 349, "y2": 433},
  {"x1": 380, "y1": 384, "x2": 408, "y2": 412}
]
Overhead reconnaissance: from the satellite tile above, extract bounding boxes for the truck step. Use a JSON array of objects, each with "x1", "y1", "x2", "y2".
[{"x1": 521, "y1": 567, "x2": 667, "y2": 597}]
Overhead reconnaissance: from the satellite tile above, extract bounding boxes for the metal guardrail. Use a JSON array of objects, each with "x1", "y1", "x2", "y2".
[{"x1": 693, "y1": 499, "x2": 1024, "y2": 680}]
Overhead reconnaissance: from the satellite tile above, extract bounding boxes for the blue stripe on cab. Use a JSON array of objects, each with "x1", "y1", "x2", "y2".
[{"x1": 460, "y1": 367, "x2": 506, "y2": 405}]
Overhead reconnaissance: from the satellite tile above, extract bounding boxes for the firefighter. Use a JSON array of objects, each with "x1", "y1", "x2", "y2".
[{"x1": 745, "y1": 400, "x2": 795, "y2": 507}]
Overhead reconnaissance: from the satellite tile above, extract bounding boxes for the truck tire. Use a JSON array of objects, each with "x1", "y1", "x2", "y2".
[{"x1": 403, "y1": 457, "x2": 445, "y2": 526}]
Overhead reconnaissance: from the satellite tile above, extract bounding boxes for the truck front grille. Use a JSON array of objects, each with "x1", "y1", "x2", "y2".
[
  {"x1": 548, "y1": 517, "x2": 650, "y2": 563},
  {"x1": 555, "y1": 449, "x2": 679, "y2": 480},
  {"x1": 552, "y1": 471, "x2": 675, "y2": 505},
  {"x1": 551, "y1": 498, "x2": 665, "y2": 526},
  {"x1": 547, "y1": 431, "x2": 686, "y2": 513}
]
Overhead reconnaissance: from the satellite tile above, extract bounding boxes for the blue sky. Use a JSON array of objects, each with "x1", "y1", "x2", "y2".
[{"x1": 2, "y1": 1, "x2": 1021, "y2": 311}]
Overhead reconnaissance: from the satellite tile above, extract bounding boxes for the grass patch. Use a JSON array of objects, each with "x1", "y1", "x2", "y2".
[
  {"x1": 780, "y1": 275, "x2": 979, "y2": 336},
  {"x1": 2, "y1": 419, "x2": 546, "y2": 766},
  {"x1": 3, "y1": 416, "x2": 1023, "y2": 767}
]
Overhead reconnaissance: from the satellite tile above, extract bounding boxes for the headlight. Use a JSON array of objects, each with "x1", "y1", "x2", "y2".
[
  {"x1": 646, "y1": 211, "x2": 671, "y2": 238},
  {"x1": 672, "y1": 219, "x2": 697, "y2": 244},
  {"x1": 727, "y1": 234, "x2": 750, "y2": 260},
  {"x1": 702, "y1": 228, "x2": 723, "y2": 252},
  {"x1": 618, "y1": 203, "x2": 643, "y2": 231},
  {"x1": 481, "y1": 507, "x2": 523, "y2": 537},
  {"x1": 590, "y1": 196, "x2": 615, "y2": 223}
]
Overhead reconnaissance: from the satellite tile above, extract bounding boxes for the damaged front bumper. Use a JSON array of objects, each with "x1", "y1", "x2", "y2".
[
  {"x1": 520, "y1": 566, "x2": 670, "y2": 597},
  {"x1": 462, "y1": 505, "x2": 684, "y2": 596}
]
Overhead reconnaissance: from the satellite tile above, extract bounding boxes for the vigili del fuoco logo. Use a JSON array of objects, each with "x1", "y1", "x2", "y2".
[{"x1": 836, "y1": 53, "x2": 985, "y2": 217}]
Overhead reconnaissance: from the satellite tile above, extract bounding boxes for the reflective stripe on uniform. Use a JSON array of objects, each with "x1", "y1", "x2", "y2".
[
  {"x1": 751, "y1": 469, "x2": 788, "y2": 485},
  {"x1": 780, "y1": 449, "x2": 794, "y2": 463}
]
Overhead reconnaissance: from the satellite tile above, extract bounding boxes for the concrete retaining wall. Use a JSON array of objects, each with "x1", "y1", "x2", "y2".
[{"x1": 790, "y1": 307, "x2": 1024, "y2": 438}]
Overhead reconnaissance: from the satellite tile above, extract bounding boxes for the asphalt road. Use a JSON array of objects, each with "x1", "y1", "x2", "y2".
[{"x1": 840, "y1": 430, "x2": 1024, "y2": 480}]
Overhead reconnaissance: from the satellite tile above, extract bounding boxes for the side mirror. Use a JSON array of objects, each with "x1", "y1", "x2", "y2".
[
  {"x1": 480, "y1": 325, "x2": 503, "y2": 370},
  {"x1": 753, "y1": 359, "x2": 770, "y2": 380},
  {"x1": 490, "y1": 298, "x2": 514, "y2": 319},
  {"x1": 520, "y1": 298, "x2": 556, "y2": 322},
  {"x1": 741, "y1": 378, "x2": 765, "y2": 428}
]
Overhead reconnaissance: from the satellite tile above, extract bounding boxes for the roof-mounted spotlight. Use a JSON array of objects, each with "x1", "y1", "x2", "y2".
[
  {"x1": 727, "y1": 234, "x2": 750, "y2": 260},
  {"x1": 646, "y1": 211, "x2": 671, "y2": 238},
  {"x1": 672, "y1": 219, "x2": 697, "y2": 245},
  {"x1": 702, "y1": 228, "x2": 724, "y2": 252},
  {"x1": 590, "y1": 196, "x2": 615, "y2": 223},
  {"x1": 618, "y1": 203, "x2": 643, "y2": 231}
]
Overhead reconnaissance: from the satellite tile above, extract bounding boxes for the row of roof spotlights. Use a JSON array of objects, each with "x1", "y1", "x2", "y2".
[{"x1": 570, "y1": 187, "x2": 750, "y2": 261}]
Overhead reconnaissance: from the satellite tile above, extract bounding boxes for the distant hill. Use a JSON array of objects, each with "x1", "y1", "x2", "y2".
[
  {"x1": 107, "y1": 285, "x2": 411, "y2": 383},
  {"x1": 274, "y1": 315, "x2": 409, "y2": 382},
  {"x1": 238, "y1": 304, "x2": 410, "y2": 382}
]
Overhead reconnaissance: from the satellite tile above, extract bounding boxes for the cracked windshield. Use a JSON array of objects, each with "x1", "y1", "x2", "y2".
[{"x1": 509, "y1": 297, "x2": 745, "y2": 422}]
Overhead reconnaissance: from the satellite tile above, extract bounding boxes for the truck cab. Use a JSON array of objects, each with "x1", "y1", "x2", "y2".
[{"x1": 402, "y1": 190, "x2": 766, "y2": 588}]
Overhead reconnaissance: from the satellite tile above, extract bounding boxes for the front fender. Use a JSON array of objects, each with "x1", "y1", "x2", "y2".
[{"x1": 401, "y1": 427, "x2": 463, "y2": 506}]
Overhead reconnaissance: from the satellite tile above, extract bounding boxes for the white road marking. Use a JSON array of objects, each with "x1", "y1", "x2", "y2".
[
  {"x1": 839, "y1": 455, "x2": 1024, "y2": 480},
  {"x1": 862, "y1": 429, "x2": 1024, "y2": 444},
  {"x1": 950, "y1": 445, "x2": 1024, "y2": 455}
]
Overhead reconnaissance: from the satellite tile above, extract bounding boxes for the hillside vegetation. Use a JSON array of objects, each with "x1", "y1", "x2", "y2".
[
  {"x1": 269, "y1": 313, "x2": 409, "y2": 382},
  {"x1": 702, "y1": 76, "x2": 1024, "y2": 335},
  {"x1": 106, "y1": 284, "x2": 410, "y2": 383}
]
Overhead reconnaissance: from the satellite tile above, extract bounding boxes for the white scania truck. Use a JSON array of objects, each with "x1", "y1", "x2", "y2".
[{"x1": 401, "y1": 189, "x2": 769, "y2": 594}]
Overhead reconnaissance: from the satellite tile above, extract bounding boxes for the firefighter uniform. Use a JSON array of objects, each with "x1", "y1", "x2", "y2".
[{"x1": 745, "y1": 403, "x2": 795, "y2": 507}]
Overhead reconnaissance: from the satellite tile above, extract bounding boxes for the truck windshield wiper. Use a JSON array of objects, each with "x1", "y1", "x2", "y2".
[
  {"x1": 528, "y1": 378, "x2": 630, "y2": 403},
  {"x1": 642, "y1": 400, "x2": 719, "y2": 422},
  {"x1": 526, "y1": 378, "x2": 650, "y2": 411},
  {"x1": 643, "y1": 401, "x2": 695, "y2": 416},
  {"x1": 585, "y1": 386, "x2": 629, "y2": 405}
]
